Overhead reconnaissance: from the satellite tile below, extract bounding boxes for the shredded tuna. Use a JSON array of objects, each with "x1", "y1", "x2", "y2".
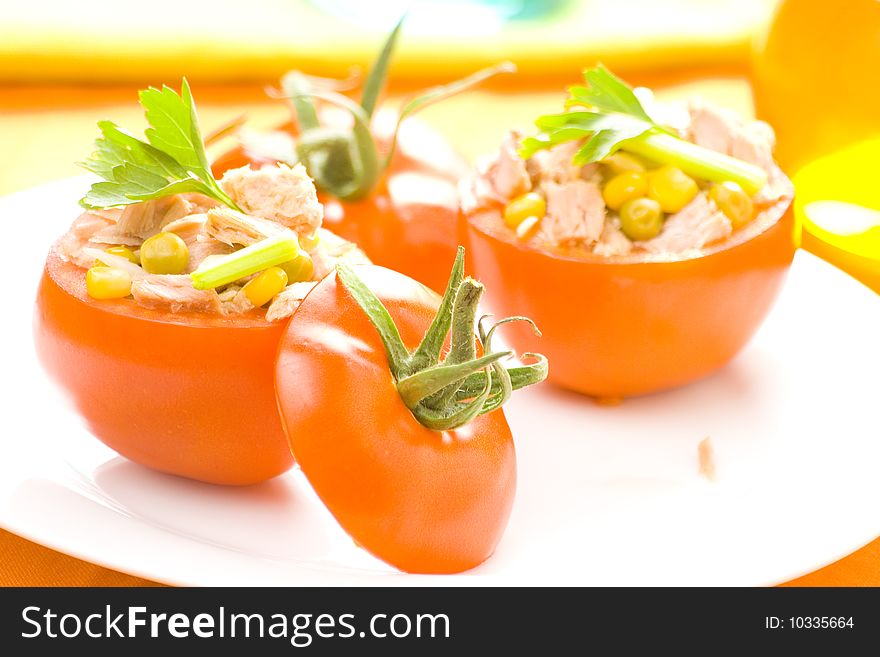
[
  {"x1": 527, "y1": 141, "x2": 586, "y2": 185},
  {"x1": 221, "y1": 287, "x2": 256, "y2": 315},
  {"x1": 162, "y1": 214, "x2": 208, "y2": 241},
  {"x1": 458, "y1": 172, "x2": 500, "y2": 214},
  {"x1": 220, "y1": 163, "x2": 322, "y2": 236},
  {"x1": 57, "y1": 211, "x2": 118, "y2": 268},
  {"x1": 481, "y1": 132, "x2": 531, "y2": 200},
  {"x1": 310, "y1": 228, "x2": 371, "y2": 279},
  {"x1": 687, "y1": 100, "x2": 775, "y2": 172},
  {"x1": 130, "y1": 275, "x2": 221, "y2": 314},
  {"x1": 641, "y1": 193, "x2": 732, "y2": 254},
  {"x1": 539, "y1": 179, "x2": 605, "y2": 246},
  {"x1": 686, "y1": 99, "x2": 794, "y2": 206},
  {"x1": 180, "y1": 193, "x2": 221, "y2": 214},
  {"x1": 698, "y1": 437, "x2": 716, "y2": 482},
  {"x1": 90, "y1": 195, "x2": 192, "y2": 246},
  {"x1": 266, "y1": 282, "x2": 317, "y2": 322},
  {"x1": 187, "y1": 239, "x2": 234, "y2": 274},
  {"x1": 163, "y1": 214, "x2": 233, "y2": 273},
  {"x1": 217, "y1": 284, "x2": 242, "y2": 303},
  {"x1": 205, "y1": 207, "x2": 289, "y2": 247},
  {"x1": 593, "y1": 218, "x2": 633, "y2": 257}
]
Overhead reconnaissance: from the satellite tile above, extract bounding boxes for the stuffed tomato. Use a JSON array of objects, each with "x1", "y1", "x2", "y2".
[
  {"x1": 34, "y1": 81, "x2": 367, "y2": 485},
  {"x1": 36, "y1": 253, "x2": 292, "y2": 485},
  {"x1": 460, "y1": 66, "x2": 796, "y2": 398},
  {"x1": 212, "y1": 19, "x2": 511, "y2": 293}
]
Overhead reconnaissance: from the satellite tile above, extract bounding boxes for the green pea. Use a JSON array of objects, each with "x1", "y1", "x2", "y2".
[
  {"x1": 619, "y1": 198, "x2": 664, "y2": 241},
  {"x1": 140, "y1": 232, "x2": 189, "y2": 275}
]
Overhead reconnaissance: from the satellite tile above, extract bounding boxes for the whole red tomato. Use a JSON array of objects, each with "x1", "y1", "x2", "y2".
[{"x1": 274, "y1": 251, "x2": 546, "y2": 573}]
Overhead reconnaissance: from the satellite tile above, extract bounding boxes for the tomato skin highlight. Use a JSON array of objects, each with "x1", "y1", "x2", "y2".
[
  {"x1": 212, "y1": 111, "x2": 469, "y2": 294},
  {"x1": 460, "y1": 202, "x2": 796, "y2": 398},
  {"x1": 275, "y1": 265, "x2": 516, "y2": 574},
  {"x1": 34, "y1": 249, "x2": 294, "y2": 485}
]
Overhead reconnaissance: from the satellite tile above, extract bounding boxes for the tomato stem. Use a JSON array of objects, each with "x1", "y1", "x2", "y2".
[
  {"x1": 335, "y1": 261, "x2": 410, "y2": 379},
  {"x1": 455, "y1": 353, "x2": 549, "y2": 402},
  {"x1": 422, "y1": 278, "x2": 483, "y2": 410},
  {"x1": 409, "y1": 247, "x2": 465, "y2": 373},
  {"x1": 285, "y1": 89, "x2": 382, "y2": 200},
  {"x1": 398, "y1": 351, "x2": 511, "y2": 409},
  {"x1": 335, "y1": 247, "x2": 549, "y2": 431},
  {"x1": 282, "y1": 72, "x2": 321, "y2": 132},
  {"x1": 360, "y1": 14, "x2": 405, "y2": 119},
  {"x1": 270, "y1": 17, "x2": 514, "y2": 203}
]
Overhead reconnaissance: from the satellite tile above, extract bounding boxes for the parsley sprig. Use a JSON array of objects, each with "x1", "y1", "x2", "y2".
[
  {"x1": 520, "y1": 65, "x2": 768, "y2": 195},
  {"x1": 78, "y1": 79, "x2": 240, "y2": 211}
]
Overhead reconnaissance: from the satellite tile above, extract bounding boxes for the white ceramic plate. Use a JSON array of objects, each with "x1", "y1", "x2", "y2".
[{"x1": 1, "y1": 177, "x2": 878, "y2": 586}]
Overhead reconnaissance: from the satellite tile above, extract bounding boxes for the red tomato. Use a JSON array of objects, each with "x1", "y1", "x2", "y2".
[
  {"x1": 34, "y1": 248, "x2": 293, "y2": 485},
  {"x1": 212, "y1": 111, "x2": 469, "y2": 293},
  {"x1": 460, "y1": 199, "x2": 796, "y2": 398},
  {"x1": 274, "y1": 264, "x2": 516, "y2": 574}
]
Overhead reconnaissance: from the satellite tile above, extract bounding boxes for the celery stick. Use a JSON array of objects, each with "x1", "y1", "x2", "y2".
[
  {"x1": 624, "y1": 131, "x2": 768, "y2": 196},
  {"x1": 191, "y1": 235, "x2": 299, "y2": 290}
]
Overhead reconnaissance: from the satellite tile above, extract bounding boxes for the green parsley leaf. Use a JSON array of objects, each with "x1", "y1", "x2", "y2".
[
  {"x1": 79, "y1": 79, "x2": 240, "y2": 210},
  {"x1": 520, "y1": 65, "x2": 768, "y2": 195}
]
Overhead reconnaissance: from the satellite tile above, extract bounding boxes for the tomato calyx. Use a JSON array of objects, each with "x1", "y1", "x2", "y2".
[
  {"x1": 336, "y1": 247, "x2": 548, "y2": 430},
  {"x1": 264, "y1": 17, "x2": 514, "y2": 202}
]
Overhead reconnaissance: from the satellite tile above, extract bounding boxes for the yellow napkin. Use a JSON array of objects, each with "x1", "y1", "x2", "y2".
[{"x1": 0, "y1": 0, "x2": 776, "y2": 83}]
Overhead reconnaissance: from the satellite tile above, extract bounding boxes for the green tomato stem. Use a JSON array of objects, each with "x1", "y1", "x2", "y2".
[
  {"x1": 623, "y1": 130, "x2": 768, "y2": 196},
  {"x1": 190, "y1": 234, "x2": 299, "y2": 290},
  {"x1": 287, "y1": 90, "x2": 381, "y2": 201},
  {"x1": 397, "y1": 351, "x2": 511, "y2": 410},
  {"x1": 455, "y1": 354, "x2": 549, "y2": 402},
  {"x1": 335, "y1": 261, "x2": 410, "y2": 379},
  {"x1": 282, "y1": 72, "x2": 321, "y2": 132},
  {"x1": 334, "y1": 248, "x2": 548, "y2": 432},
  {"x1": 409, "y1": 246, "x2": 465, "y2": 373},
  {"x1": 422, "y1": 278, "x2": 484, "y2": 410},
  {"x1": 409, "y1": 374, "x2": 494, "y2": 431},
  {"x1": 360, "y1": 14, "x2": 405, "y2": 119}
]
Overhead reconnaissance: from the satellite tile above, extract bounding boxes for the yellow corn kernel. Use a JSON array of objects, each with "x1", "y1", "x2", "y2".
[
  {"x1": 709, "y1": 181, "x2": 754, "y2": 229},
  {"x1": 602, "y1": 171, "x2": 648, "y2": 211},
  {"x1": 105, "y1": 245, "x2": 140, "y2": 264},
  {"x1": 601, "y1": 151, "x2": 646, "y2": 175},
  {"x1": 278, "y1": 251, "x2": 314, "y2": 283},
  {"x1": 515, "y1": 214, "x2": 542, "y2": 240},
  {"x1": 299, "y1": 231, "x2": 321, "y2": 252},
  {"x1": 243, "y1": 266, "x2": 289, "y2": 307},
  {"x1": 86, "y1": 266, "x2": 132, "y2": 300},
  {"x1": 504, "y1": 192, "x2": 546, "y2": 229},
  {"x1": 647, "y1": 165, "x2": 699, "y2": 213}
]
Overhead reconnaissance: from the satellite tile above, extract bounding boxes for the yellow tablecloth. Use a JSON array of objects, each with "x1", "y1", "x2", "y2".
[
  {"x1": 2, "y1": 76, "x2": 878, "y2": 587},
  {"x1": 0, "y1": 0, "x2": 775, "y2": 83}
]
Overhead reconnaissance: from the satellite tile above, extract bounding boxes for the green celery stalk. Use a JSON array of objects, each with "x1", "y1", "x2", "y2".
[
  {"x1": 191, "y1": 235, "x2": 299, "y2": 290},
  {"x1": 623, "y1": 131, "x2": 768, "y2": 196}
]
